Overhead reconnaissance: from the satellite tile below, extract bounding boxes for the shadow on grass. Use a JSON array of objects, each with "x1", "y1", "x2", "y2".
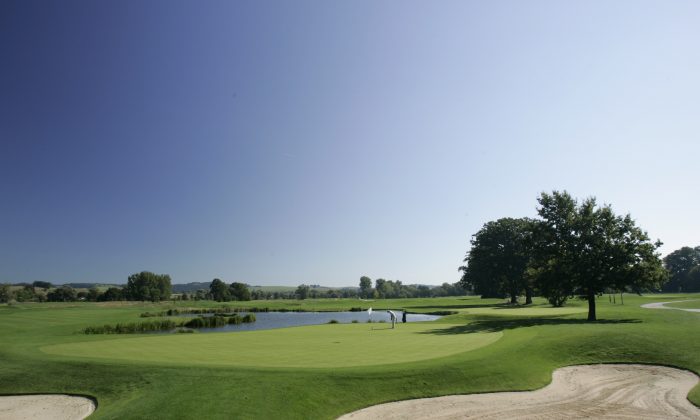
[
  {"x1": 406, "y1": 304, "x2": 510, "y2": 310},
  {"x1": 420, "y1": 317, "x2": 641, "y2": 334}
]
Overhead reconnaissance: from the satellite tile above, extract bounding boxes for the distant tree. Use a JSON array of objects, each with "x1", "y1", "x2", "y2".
[
  {"x1": 0, "y1": 284, "x2": 12, "y2": 303},
  {"x1": 295, "y1": 284, "x2": 310, "y2": 300},
  {"x1": 662, "y1": 246, "x2": 700, "y2": 292},
  {"x1": 530, "y1": 191, "x2": 666, "y2": 321},
  {"x1": 459, "y1": 218, "x2": 534, "y2": 303},
  {"x1": 416, "y1": 285, "x2": 431, "y2": 298},
  {"x1": 688, "y1": 266, "x2": 700, "y2": 292},
  {"x1": 209, "y1": 278, "x2": 230, "y2": 302},
  {"x1": 87, "y1": 287, "x2": 101, "y2": 301},
  {"x1": 374, "y1": 279, "x2": 388, "y2": 298},
  {"x1": 32, "y1": 281, "x2": 53, "y2": 290},
  {"x1": 15, "y1": 285, "x2": 38, "y2": 302},
  {"x1": 99, "y1": 287, "x2": 123, "y2": 301},
  {"x1": 359, "y1": 276, "x2": 373, "y2": 298},
  {"x1": 47, "y1": 285, "x2": 77, "y2": 302},
  {"x1": 126, "y1": 271, "x2": 172, "y2": 302},
  {"x1": 229, "y1": 282, "x2": 251, "y2": 301}
]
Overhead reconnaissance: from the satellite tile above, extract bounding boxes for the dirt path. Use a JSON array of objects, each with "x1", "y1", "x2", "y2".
[
  {"x1": 0, "y1": 394, "x2": 95, "y2": 420},
  {"x1": 338, "y1": 364, "x2": 700, "y2": 419},
  {"x1": 641, "y1": 300, "x2": 700, "y2": 313}
]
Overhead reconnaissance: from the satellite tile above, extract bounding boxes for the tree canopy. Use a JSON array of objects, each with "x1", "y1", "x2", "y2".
[
  {"x1": 459, "y1": 191, "x2": 667, "y2": 321},
  {"x1": 125, "y1": 271, "x2": 172, "y2": 302},
  {"x1": 359, "y1": 276, "x2": 373, "y2": 298},
  {"x1": 662, "y1": 246, "x2": 700, "y2": 292},
  {"x1": 229, "y1": 282, "x2": 251, "y2": 301},
  {"x1": 529, "y1": 191, "x2": 666, "y2": 320},
  {"x1": 459, "y1": 218, "x2": 534, "y2": 303},
  {"x1": 209, "y1": 278, "x2": 230, "y2": 302}
]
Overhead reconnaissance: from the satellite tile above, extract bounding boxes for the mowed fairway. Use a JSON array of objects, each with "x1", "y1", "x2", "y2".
[{"x1": 42, "y1": 323, "x2": 502, "y2": 368}]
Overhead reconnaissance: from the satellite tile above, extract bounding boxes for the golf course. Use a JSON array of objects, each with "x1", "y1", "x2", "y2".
[{"x1": 1, "y1": 294, "x2": 700, "y2": 419}]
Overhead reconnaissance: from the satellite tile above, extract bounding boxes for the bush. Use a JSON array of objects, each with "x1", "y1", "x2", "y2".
[
  {"x1": 328, "y1": 319, "x2": 339, "y2": 324},
  {"x1": 241, "y1": 314, "x2": 256, "y2": 323},
  {"x1": 84, "y1": 319, "x2": 177, "y2": 334},
  {"x1": 351, "y1": 320, "x2": 359, "y2": 323}
]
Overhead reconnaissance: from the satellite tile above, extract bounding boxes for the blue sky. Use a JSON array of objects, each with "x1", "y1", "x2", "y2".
[{"x1": 1, "y1": 0, "x2": 698, "y2": 286}]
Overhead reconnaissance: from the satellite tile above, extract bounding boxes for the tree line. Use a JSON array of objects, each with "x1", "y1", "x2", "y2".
[
  {"x1": 0, "y1": 271, "x2": 172, "y2": 303},
  {"x1": 357, "y1": 276, "x2": 465, "y2": 299},
  {"x1": 661, "y1": 246, "x2": 700, "y2": 293},
  {"x1": 459, "y1": 191, "x2": 669, "y2": 321}
]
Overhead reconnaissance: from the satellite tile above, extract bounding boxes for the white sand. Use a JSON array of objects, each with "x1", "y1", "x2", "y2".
[
  {"x1": 0, "y1": 394, "x2": 95, "y2": 420},
  {"x1": 642, "y1": 300, "x2": 700, "y2": 313},
  {"x1": 339, "y1": 364, "x2": 700, "y2": 419}
]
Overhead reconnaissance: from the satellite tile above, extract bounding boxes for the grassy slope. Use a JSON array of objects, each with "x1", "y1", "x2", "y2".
[{"x1": 0, "y1": 295, "x2": 699, "y2": 419}]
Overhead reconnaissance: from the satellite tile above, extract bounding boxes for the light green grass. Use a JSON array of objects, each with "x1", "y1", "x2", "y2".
[
  {"x1": 42, "y1": 323, "x2": 502, "y2": 368},
  {"x1": 665, "y1": 299, "x2": 700, "y2": 309},
  {"x1": 1, "y1": 294, "x2": 700, "y2": 419}
]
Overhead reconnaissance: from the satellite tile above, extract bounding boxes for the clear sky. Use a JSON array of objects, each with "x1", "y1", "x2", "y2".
[{"x1": 1, "y1": 1, "x2": 698, "y2": 286}]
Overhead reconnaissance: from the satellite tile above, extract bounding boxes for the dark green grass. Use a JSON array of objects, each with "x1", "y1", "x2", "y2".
[{"x1": 1, "y1": 295, "x2": 699, "y2": 419}]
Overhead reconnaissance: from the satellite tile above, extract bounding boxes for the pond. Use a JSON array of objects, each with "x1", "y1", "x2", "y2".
[{"x1": 191, "y1": 311, "x2": 441, "y2": 333}]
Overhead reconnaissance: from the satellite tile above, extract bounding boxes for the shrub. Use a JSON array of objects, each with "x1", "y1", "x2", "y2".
[
  {"x1": 328, "y1": 319, "x2": 339, "y2": 324},
  {"x1": 241, "y1": 314, "x2": 256, "y2": 323},
  {"x1": 83, "y1": 319, "x2": 177, "y2": 334}
]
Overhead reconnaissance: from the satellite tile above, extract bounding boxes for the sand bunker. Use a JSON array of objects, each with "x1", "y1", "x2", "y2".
[
  {"x1": 339, "y1": 364, "x2": 700, "y2": 419},
  {"x1": 642, "y1": 300, "x2": 700, "y2": 313},
  {"x1": 0, "y1": 394, "x2": 95, "y2": 420}
]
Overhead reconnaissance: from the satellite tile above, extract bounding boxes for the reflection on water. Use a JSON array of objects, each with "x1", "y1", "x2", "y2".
[{"x1": 192, "y1": 311, "x2": 441, "y2": 333}]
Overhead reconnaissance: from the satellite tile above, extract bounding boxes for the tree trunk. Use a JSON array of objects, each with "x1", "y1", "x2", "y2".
[
  {"x1": 525, "y1": 287, "x2": 533, "y2": 305},
  {"x1": 620, "y1": 292, "x2": 623, "y2": 305},
  {"x1": 587, "y1": 292, "x2": 597, "y2": 321},
  {"x1": 510, "y1": 294, "x2": 517, "y2": 304}
]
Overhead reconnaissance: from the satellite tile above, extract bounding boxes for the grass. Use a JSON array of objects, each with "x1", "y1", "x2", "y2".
[
  {"x1": 1, "y1": 294, "x2": 700, "y2": 419},
  {"x1": 665, "y1": 299, "x2": 700, "y2": 309},
  {"x1": 42, "y1": 323, "x2": 502, "y2": 368}
]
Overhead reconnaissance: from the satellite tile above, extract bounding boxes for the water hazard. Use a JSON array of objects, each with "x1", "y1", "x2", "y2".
[{"x1": 192, "y1": 311, "x2": 441, "y2": 333}]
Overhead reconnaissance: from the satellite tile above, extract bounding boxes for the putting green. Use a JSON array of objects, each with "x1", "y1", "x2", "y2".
[{"x1": 41, "y1": 323, "x2": 502, "y2": 368}]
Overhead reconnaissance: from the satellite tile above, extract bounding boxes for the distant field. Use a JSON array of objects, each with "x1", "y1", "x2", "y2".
[{"x1": 1, "y1": 294, "x2": 700, "y2": 419}]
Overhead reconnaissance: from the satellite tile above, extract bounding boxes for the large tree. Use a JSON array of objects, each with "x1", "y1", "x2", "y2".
[
  {"x1": 531, "y1": 191, "x2": 666, "y2": 321},
  {"x1": 459, "y1": 217, "x2": 534, "y2": 303},
  {"x1": 662, "y1": 246, "x2": 700, "y2": 292}
]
